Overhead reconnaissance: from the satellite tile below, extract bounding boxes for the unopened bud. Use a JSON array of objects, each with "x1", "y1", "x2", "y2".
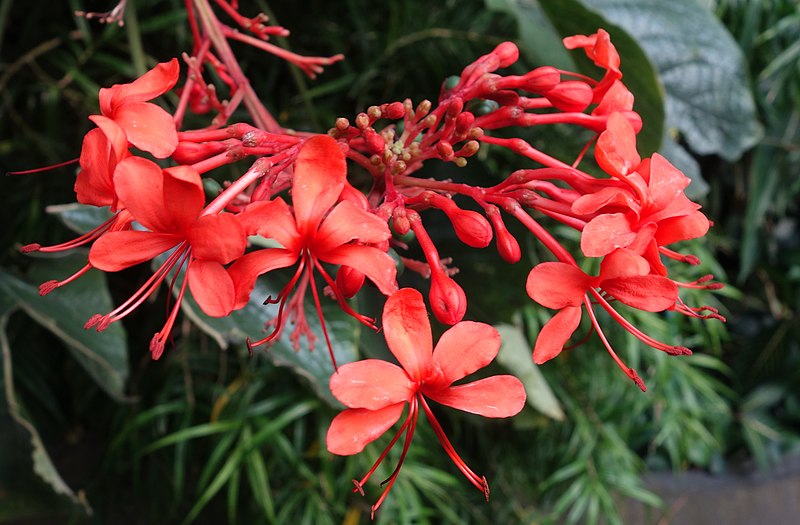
[
  {"x1": 436, "y1": 141, "x2": 455, "y2": 160},
  {"x1": 456, "y1": 140, "x2": 480, "y2": 158},
  {"x1": 455, "y1": 112, "x2": 476, "y2": 136},
  {"x1": 485, "y1": 90, "x2": 520, "y2": 106},
  {"x1": 172, "y1": 141, "x2": 226, "y2": 164},
  {"x1": 336, "y1": 265, "x2": 366, "y2": 298},
  {"x1": 355, "y1": 112, "x2": 370, "y2": 129},
  {"x1": 429, "y1": 274, "x2": 467, "y2": 325},
  {"x1": 364, "y1": 128, "x2": 385, "y2": 154},
  {"x1": 545, "y1": 81, "x2": 593, "y2": 112},
  {"x1": 522, "y1": 66, "x2": 560, "y2": 94},
  {"x1": 383, "y1": 102, "x2": 406, "y2": 120},
  {"x1": 446, "y1": 97, "x2": 464, "y2": 118},
  {"x1": 487, "y1": 207, "x2": 521, "y2": 263},
  {"x1": 391, "y1": 160, "x2": 407, "y2": 175},
  {"x1": 449, "y1": 209, "x2": 493, "y2": 248},
  {"x1": 391, "y1": 210, "x2": 411, "y2": 236},
  {"x1": 415, "y1": 100, "x2": 432, "y2": 119},
  {"x1": 335, "y1": 117, "x2": 350, "y2": 131},
  {"x1": 494, "y1": 41, "x2": 519, "y2": 68},
  {"x1": 454, "y1": 158, "x2": 467, "y2": 168},
  {"x1": 367, "y1": 105, "x2": 382, "y2": 120}
]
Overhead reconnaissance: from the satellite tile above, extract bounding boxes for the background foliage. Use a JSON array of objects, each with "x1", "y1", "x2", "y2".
[{"x1": 1, "y1": 0, "x2": 798, "y2": 523}]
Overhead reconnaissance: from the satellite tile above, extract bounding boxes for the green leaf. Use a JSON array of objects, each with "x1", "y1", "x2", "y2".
[
  {"x1": 495, "y1": 323, "x2": 564, "y2": 420},
  {"x1": 0, "y1": 311, "x2": 91, "y2": 512},
  {"x1": 538, "y1": 0, "x2": 666, "y2": 156},
  {"x1": 0, "y1": 253, "x2": 129, "y2": 400},
  {"x1": 576, "y1": 0, "x2": 762, "y2": 161},
  {"x1": 46, "y1": 202, "x2": 112, "y2": 234}
]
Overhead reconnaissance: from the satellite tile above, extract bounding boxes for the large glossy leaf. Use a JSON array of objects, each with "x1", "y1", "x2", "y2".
[
  {"x1": 495, "y1": 323, "x2": 564, "y2": 420},
  {"x1": 45, "y1": 203, "x2": 112, "y2": 234},
  {"x1": 0, "y1": 310, "x2": 91, "y2": 512},
  {"x1": 0, "y1": 253, "x2": 129, "y2": 400},
  {"x1": 577, "y1": 0, "x2": 762, "y2": 161}
]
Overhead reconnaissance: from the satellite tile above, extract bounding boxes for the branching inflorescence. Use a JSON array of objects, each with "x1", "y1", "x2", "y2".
[{"x1": 21, "y1": 0, "x2": 724, "y2": 514}]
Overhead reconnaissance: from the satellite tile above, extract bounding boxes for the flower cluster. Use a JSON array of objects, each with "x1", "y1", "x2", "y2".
[{"x1": 21, "y1": 1, "x2": 723, "y2": 513}]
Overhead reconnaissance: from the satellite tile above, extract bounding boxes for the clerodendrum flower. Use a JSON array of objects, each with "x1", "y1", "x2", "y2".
[
  {"x1": 87, "y1": 156, "x2": 246, "y2": 358},
  {"x1": 326, "y1": 288, "x2": 526, "y2": 516},
  {"x1": 98, "y1": 58, "x2": 180, "y2": 159},
  {"x1": 228, "y1": 135, "x2": 398, "y2": 363}
]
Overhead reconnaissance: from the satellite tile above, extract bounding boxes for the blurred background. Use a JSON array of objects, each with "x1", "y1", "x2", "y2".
[{"x1": 1, "y1": 0, "x2": 798, "y2": 523}]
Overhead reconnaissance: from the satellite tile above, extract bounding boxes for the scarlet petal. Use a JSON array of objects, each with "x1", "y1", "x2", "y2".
[
  {"x1": 315, "y1": 201, "x2": 391, "y2": 251},
  {"x1": 113, "y1": 157, "x2": 172, "y2": 232},
  {"x1": 187, "y1": 214, "x2": 246, "y2": 264},
  {"x1": 533, "y1": 306, "x2": 582, "y2": 364},
  {"x1": 326, "y1": 403, "x2": 405, "y2": 456},
  {"x1": 110, "y1": 58, "x2": 180, "y2": 104},
  {"x1": 382, "y1": 289, "x2": 433, "y2": 382},
  {"x1": 571, "y1": 186, "x2": 638, "y2": 216},
  {"x1": 162, "y1": 165, "x2": 205, "y2": 231},
  {"x1": 187, "y1": 259, "x2": 235, "y2": 317},
  {"x1": 89, "y1": 231, "x2": 182, "y2": 271},
  {"x1": 292, "y1": 135, "x2": 346, "y2": 235},
  {"x1": 601, "y1": 275, "x2": 677, "y2": 312},
  {"x1": 113, "y1": 102, "x2": 178, "y2": 159},
  {"x1": 330, "y1": 360, "x2": 414, "y2": 410},
  {"x1": 425, "y1": 375, "x2": 526, "y2": 418},
  {"x1": 599, "y1": 248, "x2": 650, "y2": 280},
  {"x1": 581, "y1": 213, "x2": 637, "y2": 257},
  {"x1": 237, "y1": 199, "x2": 300, "y2": 251},
  {"x1": 75, "y1": 129, "x2": 117, "y2": 208},
  {"x1": 226, "y1": 248, "x2": 298, "y2": 309},
  {"x1": 432, "y1": 322, "x2": 501, "y2": 386},
  {"x1": 322, "y1": 245, "x2": 398, "y2": 296},
  {"x1": 526, "y1": 262, "x2": 591, "y2": 309},
  {"x1": 595, "y1": 112, "x2": 640, "y2": 179},
  {"x1": 88, "y1": 115, "x2": 129, "y2": 164},
  {"x1": 646, "y1": 153, "x2": 691, "y2": 212},
  {"x1": 655, "y1": 211, "x2": 710, "y2": 246}
]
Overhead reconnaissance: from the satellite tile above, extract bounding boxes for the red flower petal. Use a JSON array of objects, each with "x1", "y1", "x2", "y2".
[
  {"x1": 75, "y1": 129, "x2": 118, "y2": 208},
  {"x1": 646, "y1": 153, "x2": 691, "y2": 212},
  {"x1": 425, "y1": 375, "x2": 526, "y2": 418},
  {"x1": 431, "y1": 321, "x2": 501, "y2": 386},
  {"x1": 89, "y1": 231, "x2": 182, "y2": 271},
  {"x1": 581, "y1": 213, "x2": 637, "y2": 257},
  {"x1": 571, "y1": 186, "x2": 638, "y2": 216},
  {"x1": 292, "y1": 135, "x2": 346, "y2": 236},
  {"x1": 187, "y1": 259, "x2": 236, "y2": 317},
  {"x1": 598, "y1": 248, "x2": 650, "y2": 281},
  {"x1": 321, "y1": 245, "x2": 398, "y2": 296},
  {"x1": 226, "y1": 248, "x2": 298, "y2": 309},
  {"x1": 326, "y1": 403, "x2": 405, "y2": 456},
  {"x1": 654, "y1": 211, "x2": 710, "y2": 246},
  {"x1": 186, "y1": 213, "x2": 246, "y2": 264},
  {"x1": 526, "y1": 262, "x2": 591, "y2": 309},
  {"x1": 113, "y1": 102, "x2": 178, "y2": 159},
  {"x1": 382, "y1": 288, "x2": 433, "y2": 382},
  {"x1": 601, "y1": 275, "x2": 678, "y2": 312},
  {"x1": 108, "y1": 58, "x2": 179, "y2": 106},
  {"x1": 595, "y1": 112, "x2": 640, "y2": 179},
  {"x1": 162, "y1": 165, "x2": 205, "y2": 230},
  {"x1": 533, "y1": 306, "x2": 582, "y2": 364},
  {"x1": 113, "y1": 157, "x2": 172, "y2": 232},
  {"x1": 315, "y1": 201, "x2": 391, "y2": 252},
  {"x1": 330, "y1": 360, "x2": 414, "y2": 410},
  {"x1": 237, "y1": 198, "x2": 301, "y2": 253}
]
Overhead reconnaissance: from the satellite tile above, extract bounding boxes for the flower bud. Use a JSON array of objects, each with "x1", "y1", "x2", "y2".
[
  {"x1": 436, "y1": 141, "x2": 455, "y2": 161},
  {"x1": 487, "y1": 206, "x2": 521, "y2": 263},
  {"x1": 493, "y1": 41, "x2": 519, "y2": 68},
  {"x1": 544, "y1": 81, "x2": 593, "y2": 112},
  {"x1": 172, "y1": 141, "x2": 226, "y2": 164},
  {"x1": 429, "y1": 273, "x2": 467, "y2": 325},
  {"x1": 382, "y1": 101, "x2": 406, "y2": 120},
  {"x1": 450, "y1": 209, "x2": 493, "y2": 248},
  {"x1": 455, "y1": 112, "x2": 476, "y2": 136},
  {"x1": 336, "y1": 265, "x2": 366, "y2": 298},
  {"x1": 521, "y1": 66, "x2": 560, "y2": 94}
]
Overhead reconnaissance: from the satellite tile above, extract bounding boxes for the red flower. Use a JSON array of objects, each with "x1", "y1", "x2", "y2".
[
  {"x1": 227, "y1": 135, "x2": 398, "y2": 361},
  {"x1": 326, "y1": 288, "x2": 526, "y2": 516},
  {"x1": 87, "y1": 156, "x2": 246, "y2": 358},
  {"x1": 526, "y1": 248, "x2": 682, "y2": 389},
  {"x1": 575, "y1": 113, "x2": 710, "y2": 271},
  {"x1": 98, "y1": 59, "x2": 180, "y2": 159}
]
